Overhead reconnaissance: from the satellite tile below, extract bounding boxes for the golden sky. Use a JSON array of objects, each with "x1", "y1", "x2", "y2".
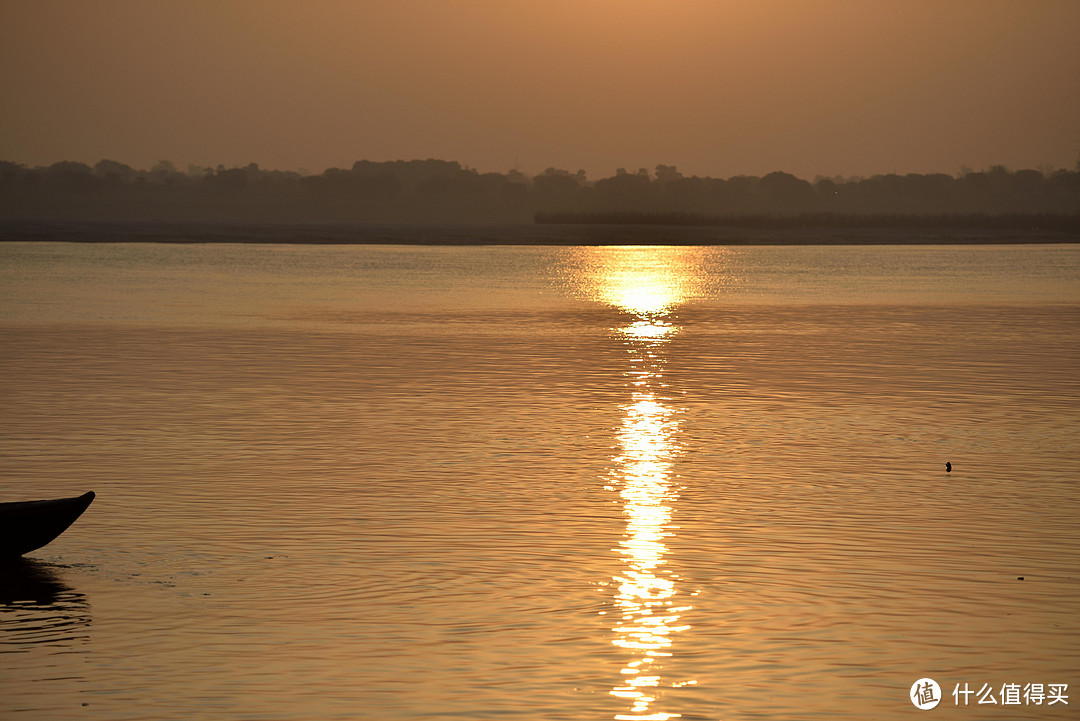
[{"x1": 2, "y1": 0, "x2": 1077, "y2": 179}]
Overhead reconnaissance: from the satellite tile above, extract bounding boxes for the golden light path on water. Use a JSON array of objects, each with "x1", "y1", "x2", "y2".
[{"x1": 582, "y1": 247, "x2": 704, "y2": 721}]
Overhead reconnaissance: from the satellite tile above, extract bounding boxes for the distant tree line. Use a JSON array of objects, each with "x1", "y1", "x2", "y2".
[{"x1": 0, "y1": 158, "x2": 1077, "y2": 225}]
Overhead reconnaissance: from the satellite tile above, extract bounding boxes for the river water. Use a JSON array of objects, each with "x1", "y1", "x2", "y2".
[{"x1": 1, "y1": 240, "x2": 1078, "y2": 719}]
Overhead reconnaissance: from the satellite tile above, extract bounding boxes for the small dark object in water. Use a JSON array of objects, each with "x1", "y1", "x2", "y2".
[
  {"x1": 945, "y1": 461, "x2": 952, "y2": 472},
  {"x1": 1018, "y1": 577, "x2": 1024, "y2": 581},
  {"x1": 0, "y1": 491, "x2": 95, "y2": 557}
]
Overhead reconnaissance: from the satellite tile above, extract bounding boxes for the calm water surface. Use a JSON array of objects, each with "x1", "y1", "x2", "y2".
[{"x1": 1, "y1": 241, "x2": 1078, "y2": 719}]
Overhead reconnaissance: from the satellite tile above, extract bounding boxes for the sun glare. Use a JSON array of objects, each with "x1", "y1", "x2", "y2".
[
  {"x1": 567, "y1": 245, "x2": 728, "y2": 337},
  {"x1": 608, "y1": 390, "x2": 690, "y2": 721},
  {"x1": 595, "y1": 248, "x2": 687, "y2": 316},
  {"x1": 578, "y1": 246, "x2": 701, "y2": 720}
]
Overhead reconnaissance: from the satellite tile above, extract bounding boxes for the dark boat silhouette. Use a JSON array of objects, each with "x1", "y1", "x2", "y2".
[{"x1": 0, "y1": 491, "x2": 95, "y2": 557}]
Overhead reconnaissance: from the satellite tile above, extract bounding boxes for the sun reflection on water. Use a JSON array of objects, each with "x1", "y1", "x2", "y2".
[
  {"x1": 579, "y1": 247, "x2": 701, "y2": 721},
  {"x1": 610, "y1": 391, "x2": 690, "y2": 721},
  {"x1": 590, "y1": 248, "x2": 694, "y2": 316}
]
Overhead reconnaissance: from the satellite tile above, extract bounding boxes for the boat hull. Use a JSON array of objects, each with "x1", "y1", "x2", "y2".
[{"x1": 0, "y1": 491, "x2": 95, "y2": 557}]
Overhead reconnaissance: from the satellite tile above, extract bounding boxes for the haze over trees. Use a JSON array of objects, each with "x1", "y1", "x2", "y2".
[{"x1": 0, "y1": 158, "x2": 1077, "y2": 226}]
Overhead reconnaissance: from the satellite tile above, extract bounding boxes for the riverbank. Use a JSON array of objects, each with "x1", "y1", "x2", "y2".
[{"x1": 1, "y1": 218, "x2": 1078, "y2": 245}]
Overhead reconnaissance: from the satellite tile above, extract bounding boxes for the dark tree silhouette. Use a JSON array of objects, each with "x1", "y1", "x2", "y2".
[{"x1": 0, "y1": 157, "x2": 1076, "y2": 225}]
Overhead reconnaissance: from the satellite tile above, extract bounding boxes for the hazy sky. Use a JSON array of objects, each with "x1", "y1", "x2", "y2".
[{"x1": 2, "y1": 0, "x2": 1078, "y2": 179}]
